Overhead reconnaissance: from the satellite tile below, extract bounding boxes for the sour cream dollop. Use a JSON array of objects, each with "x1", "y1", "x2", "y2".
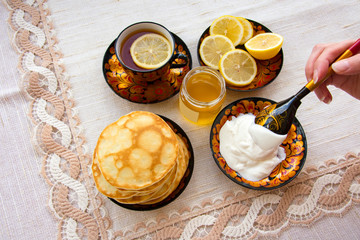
[{"x1": 219, "y1": 114, "x2": 287, "y2": 182}]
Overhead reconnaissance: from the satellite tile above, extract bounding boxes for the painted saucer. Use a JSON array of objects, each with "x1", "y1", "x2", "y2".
[
  {"x1": 197, "y1": 19, "x2": 283, "y2": 91},
  {"x1": 103, "y1": 33, "x2": 192, "y2": 104},
  {"x1": 210, "y1": 97, "x2": 307, "y2": 190},
  {"x1": 109, "y1": 115, "x2": 194, "y2": 210}
]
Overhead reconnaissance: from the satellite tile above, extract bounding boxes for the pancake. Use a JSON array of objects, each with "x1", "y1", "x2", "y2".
[
  {"x1": 113, "y1": 160, "x2": 178, "y2": 204},
  {"x1": 92, "y1": 111, "x2": 191, "y2": 206},
  {"x1": 91, "y1": 152, "x2": 138, "y2": 199},
  {"x1": 115, "y1": 135, "x2": 190, "y2": 205},
  {"x1": 96, "y1": 111, "x2": 179, "y2": 190},
  {"x1": 141, "y1": 135, "x2": 190, "y2": 205}
]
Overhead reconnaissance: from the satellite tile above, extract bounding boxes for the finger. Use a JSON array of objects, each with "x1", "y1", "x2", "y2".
[
  {"x1": 312, "y1": 40, "x2": 355, "y2": 83},
  {"x1": 329, "y1": 74, "x2": 360, "y2": 100},
  {"x1": 313, "y1": 81, "x2": 333, "y2": 104},
  {"x1": 332, "y1": 53, "x2": 360, "y2": 75},
  {"x1": 305, "y1": 43, "x2": 330, "y2": 82}
]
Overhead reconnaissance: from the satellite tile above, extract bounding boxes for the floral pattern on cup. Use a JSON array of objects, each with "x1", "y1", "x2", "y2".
[
  {"x1": 103, "y1": 34, "x2": 192, "y2": 103},
  {"x1": 210, "y1": 97, "x2": 307, "y2": 190},
  {"x1": 115, "y1": 22, "x2": 189, "y2": 83}
]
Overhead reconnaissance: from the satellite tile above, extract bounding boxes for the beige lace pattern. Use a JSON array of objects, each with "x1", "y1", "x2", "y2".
[
  {"x1": 5, "y1": 0, "x2": 360, "y2": 239},
  {"x1": 5, "y1": 0, "x2": 108, "y2": 239}
]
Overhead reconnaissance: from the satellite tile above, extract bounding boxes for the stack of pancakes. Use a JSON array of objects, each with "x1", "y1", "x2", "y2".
[{"x1": 92, "y1": 111, "x2": 190, "y2": 205}]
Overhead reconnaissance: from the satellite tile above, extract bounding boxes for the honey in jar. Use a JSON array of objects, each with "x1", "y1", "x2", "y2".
[{"x1": 179, "y1": 66, "x2": 226, "y2": 125}]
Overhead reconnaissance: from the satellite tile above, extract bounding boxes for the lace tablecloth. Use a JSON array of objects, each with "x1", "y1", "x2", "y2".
[{"x1": 2, "y1": 0, "x2": 360, "y2": 239}]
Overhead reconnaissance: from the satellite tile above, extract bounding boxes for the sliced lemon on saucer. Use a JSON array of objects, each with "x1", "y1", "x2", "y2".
[
  {"x1": 219, "y1": 49, "x2": 257, "y2": 87},
  {"x1": 244, "y1": 33, "x2": 283, "y2": 60},
  {"x1": 237, "y1": 17, "x2": 254, "y2": 45},
  {"x1": 210, "y1": 15, "x2": 244, "y2": 46},
  {"x1": 199, "y1": 35, "x2": 235, "y2": 70},
  {"x1": 130, "y1": 33, "x2": 172, "y2": 69}
]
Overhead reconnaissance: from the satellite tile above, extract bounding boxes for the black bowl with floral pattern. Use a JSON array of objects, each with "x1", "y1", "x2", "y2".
[{"x1": 210, "y1": 97, "x2": 307, "y2": 190}]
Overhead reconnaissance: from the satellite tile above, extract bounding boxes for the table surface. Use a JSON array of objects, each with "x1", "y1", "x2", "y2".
[{"x1": 1, "y1": 0, "x2": 360, "y2": 239}]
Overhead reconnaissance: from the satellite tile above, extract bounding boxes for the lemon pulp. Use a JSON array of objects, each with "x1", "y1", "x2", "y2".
[
  {"x1": 237, "y1": 17, "x2": 254, "y2": 45},
  {"x1": 219, "y1": 49, "x2": 257, "y2": 86},
  {"x1": 130, "y1": 33, "x2": 172, "y2": 69},
  {"x1": 199, "y1": 35, "x2": 235, "y2": 70},
  {"x1": 210, "y1": 15, "x2": 244, "y2": 46},
  {"x1": 244, "y1": 33, "x2": 283, "y2": 60}
]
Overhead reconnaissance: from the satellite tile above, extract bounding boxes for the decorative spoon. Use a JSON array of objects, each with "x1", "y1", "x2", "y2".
[{"x1": 255, "y1": 38, "x2": 360, "y2": 135}]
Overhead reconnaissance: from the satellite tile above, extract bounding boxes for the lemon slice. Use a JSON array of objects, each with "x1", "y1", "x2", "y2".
[
  {"x1": 130, "y1": 33, "x2": 172, "y2": 69},
  {"x1": 219, "y1": 49, "x2": 257, "y2": 86},
  {"x1": 237, "y1": 17, "x2": 254, "y2": 45},
  {"x1": 199, "y1": 35, "x2": 235, "y2": 70},
  {"x1": 244, "y1": 33, "x2": 283, "y2": 60},
  {"x1": 210, "y1": 15, "x2": 244, "y2": 46}
]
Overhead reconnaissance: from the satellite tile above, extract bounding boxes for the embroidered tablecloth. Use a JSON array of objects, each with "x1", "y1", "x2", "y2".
[{"x1": 2, "y1": 0, "x2": 360, "y2": 239}]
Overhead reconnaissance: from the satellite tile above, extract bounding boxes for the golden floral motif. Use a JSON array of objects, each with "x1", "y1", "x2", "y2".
[
  {"x1": 210, "y1": 99, "x2": 306, "y2": 189},
  {"x1": 284, "y1": 124, "x2": 297, "y2": 144},
  {"x1": 253, "y1": 23, "x2": 266, "y2": 35},
  {"x1": 144, "y1": 80, "x2": 174, "y2": 102},
  {"x1": 177, "y1": 44, "x2": 186, "y2": 55}
]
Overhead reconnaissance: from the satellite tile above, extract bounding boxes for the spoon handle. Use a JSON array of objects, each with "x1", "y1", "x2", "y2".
[{"x1": 306, "y1": 38, "x2": 360, "y2": 92}]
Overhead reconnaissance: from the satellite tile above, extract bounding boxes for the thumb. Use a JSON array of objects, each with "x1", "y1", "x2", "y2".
[{"x1": 332, "y1": 53, "x2": 360, "y2": 75}]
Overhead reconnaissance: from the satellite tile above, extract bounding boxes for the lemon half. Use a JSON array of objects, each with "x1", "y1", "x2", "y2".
[
  {"x1": 219, "y1": 49, "x2": 257, "y2": 87},
  {"x1": 130, "y1": 33, "x2": 172, "y2": 69},
  {"x1": 244, "y1": 33, "x2": 283, "y2": 60}
]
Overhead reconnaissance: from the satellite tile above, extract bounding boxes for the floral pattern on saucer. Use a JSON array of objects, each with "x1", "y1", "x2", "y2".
[
  {"x1": 210, "y1": 97, "x2": 307, "y2": 190},
  {"x1": 103, "y1": 34, "x2": 192, "y2": 103},
  {"x1": 198, "y1": 19, "x2": 283, "y2": 91}
]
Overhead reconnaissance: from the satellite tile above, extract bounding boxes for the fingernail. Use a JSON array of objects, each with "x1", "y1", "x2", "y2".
[
  {"x1": 323, "y1": 96, "x2": 332, "y2": 104},
  {"x1": 313, "y1": 70, "x2": 319, "y2": 83},
  {"x1": 332, "y1": 60, "x2": 350, "y2": 73}
]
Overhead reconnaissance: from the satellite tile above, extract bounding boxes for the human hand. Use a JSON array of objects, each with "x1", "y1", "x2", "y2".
[{"x1": 305, "y1": 39, "x2": 360, "y2": 104}]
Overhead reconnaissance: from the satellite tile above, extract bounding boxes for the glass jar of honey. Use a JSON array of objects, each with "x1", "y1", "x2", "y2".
[{"x1": 179, "y1": 66, "x2": 226, "y2": 125}]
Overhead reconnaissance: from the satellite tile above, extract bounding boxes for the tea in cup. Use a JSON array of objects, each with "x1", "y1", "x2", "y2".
[{"x1": 115, "y1": 22, "x2": 188, "y2": 82}]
